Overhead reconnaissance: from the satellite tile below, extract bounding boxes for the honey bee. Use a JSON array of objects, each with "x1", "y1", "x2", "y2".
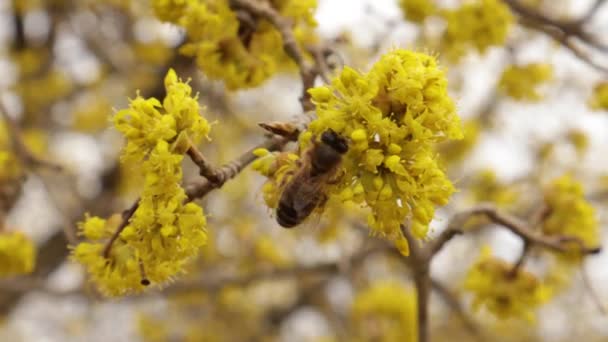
[{"x1": 276, "y1": 129, "x2": 349, "y2": 228}]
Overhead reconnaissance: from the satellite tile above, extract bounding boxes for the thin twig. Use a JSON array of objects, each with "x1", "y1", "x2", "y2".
[
  {"x1": 580, "y1": 260, "x2": 607, "y2": 315},
  {"x1": 503, "y1": 0, "x2": 608, "y2": 73},
  {"x1": 431, "y1": 279, "x2": 482, "y2": 340},
  {"x1": 428, "y1": 204, "x2": 602, "y2": 257},
  {"x1": 186, "y1": 139, "x2": 220, "y2": 183}
]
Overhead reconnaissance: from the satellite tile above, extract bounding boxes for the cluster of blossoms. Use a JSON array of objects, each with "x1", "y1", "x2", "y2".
[
  {"x1": 541, "y1": 175, "x2": 598, "y2": 262},
  {"x1": 440, "y1": 0, "x2": 513, "y2": 62},
  {"x1": 589, "y1": 81, "x2": 608, "y2": 111},
  {"x1": 152, "y1": 0, "x2": 317, "y2": 90},
  {"x1": 399, "y1": 0, "x2": 436, "y2": 23},
  {"x1": 0, "y1": 230, "x2": 36, "y2": 276},
  {"x1": 498, "y1": 63, "x2": 553, "y2": 101},
  {"x1": 310, "y1": 49, "x2": 461, "y2": 254},
  {"x1": 351, "y1": 282, "x2": 417, "y2": 342},
  {"x1": 256, "y1": 50, "x2": 462, "y2": 255},
  {"x1": 464, "y1": 247, "x2": 550, "y2": 321},
  {"x1": 72, "y1": 69, "x2": 210, "y2": 296}
]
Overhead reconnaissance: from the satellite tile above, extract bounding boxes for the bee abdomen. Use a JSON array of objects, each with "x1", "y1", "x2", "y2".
[{"x1": 276, "y1": 201, "x2": 299, "y2": 228}]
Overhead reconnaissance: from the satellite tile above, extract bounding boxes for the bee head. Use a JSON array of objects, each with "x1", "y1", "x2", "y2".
[{"x1": 320, "y1": 129, "x2": 348, "y2": 154}]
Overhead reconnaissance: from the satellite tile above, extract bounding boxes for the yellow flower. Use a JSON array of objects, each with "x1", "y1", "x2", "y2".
[
  {"x1": 588, "y1": 81, "x2": 608, "y2": 111},
  {"x1": 0, "y1": 231, "x2": 36, "y2": 276},
  {"x1": 440, "y1": 0, "x2": 513, "y2": 62},
  {"x1": 153, "y1": 0, "x2": 318, "y2": 89},
  {"x1": 399, "y1": 0, "x2": 436, "y2": 23},
  {"x1": 498, "y1": 63, "x2": 553, "y2": 101},
  {"x1": 351, "y1": 281, "x2": 417, "y2": 342},
  {"x1": 541, "y1": 175, "x2": 598, "y2": 262},
  {"x1": 73, "y1": 69, "x2": 209, "y2": 296},
  {"x1": 464, "y1": 247, "x2": 550, "y2": 322},
  {"x1": 113, "y1": 69, "x2": 210, "y2": 163},
  {"x1": 302, "y1": 49, "x2": 462, "y2": 254}
]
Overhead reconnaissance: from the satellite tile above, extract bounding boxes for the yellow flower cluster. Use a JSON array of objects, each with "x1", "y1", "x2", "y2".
[
  {"x1": 351, "y1": 282, "x2": 417, "y2": 342},
  {"x1": 541, "y1": 175, "x2": 598, "y2": 261},
  {"x1": 589, "y1": 81, "x2": 608, "y2": 111},
  {"x1": 0, "y1": 231, "x2": 36, "y2": 276},
  {"x1": 440, "y1": 0, "x2": 513, "y2": 62},
  {"x1": 498, "y1": 63, "x2": 553, "y2": 101},
  {"x1": 399, "y1": 0, "x2": 436, "y2": 23},
  {"x1": 72, "y1": 69, "x2": 210, "y2": 296},
  {"x1": 113, "y1": 69, "x2": 211, "y2": 162},
  {"x1": 464, "y1": 247, "x2": 550, "y2": 322},
  {"x1": 153, "y1": 0, "x2": 318, "y2": 89},
  {"x1": 303, "y1": 49, "x2": 461, "y2": 254}
]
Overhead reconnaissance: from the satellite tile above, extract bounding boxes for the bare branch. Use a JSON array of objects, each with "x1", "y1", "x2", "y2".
[
  {"x1": 431, "y1": 278, "x2": 482, "y2": 340},
  {"x1": 502, "y1": 0, "x2": 608, "y2": 73},
  {"x1": 428, "y1": 204, "x2": 601, "y2": 256}
]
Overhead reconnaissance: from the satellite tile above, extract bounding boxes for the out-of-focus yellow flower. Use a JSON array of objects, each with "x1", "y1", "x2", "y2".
[
  {"x1": 566, "y1": 129, "x2": 589, "y2": 157},
  {"x1": 440, "y1": 0, "x2": 513, "y2": 62},
  {"x1": 588, "y1": 81, "x2": 608, "y2": 111},
  {"x1": 351, "y1": 281, "x2": 417, "y2": 342},
  {"x1": 293, "y1": 49, "x2": 462, "y2": 254},
  {"x1": 437, "y1": 119, "x2": 480, "y2": 165},
  {"x1": 541, "y1": 175, "x2": 598, "y2": 262},
  {"x1": 469, "y1": 169, "x2": 518, "y2": 206},
  {"x1": 399, "y1": 0, "x2": 436, "y2": 23},
  {"x1": 15, "y1": 70, "x2": 73, "y2": 116},
  {"x1": 73, "y1": 70, "x2": 210, "y2": 296},
  {"x1": 0, "y1": 231, "x2": 36, "y2": 276},
  {"x1": 71, "y1": 99, "x2": 112, "y2": 133},
  {"x1": 498, "y1": 63, "x2": 553, "y2": 101},
  {"x1": 153, "y1": 0, "x2": 318, "y2": 89},
  {"x1": 133, "y1": 41, "x2": 174, "y2": 66},
  {"x1": 254, "y1": 235, "x2": 290, "y2": 267},
  {"x1": 464, "y1": 247, "x2": 550, "y2": 322}
]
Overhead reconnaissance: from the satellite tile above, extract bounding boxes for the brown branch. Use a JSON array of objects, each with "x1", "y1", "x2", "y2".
[
  {"x1": 102, "y1": 198, "x2": 139, "y2": 258},
  {"x1": 428, "y1": 204, "x2": 602, "y2": 256},
  {"x1": 401, "y1": 224, "x2": 430, "y2": 342},
  {"x1": 581, "y1": 260, "x2": 607, "y2": 315},
  {"x1": 185, "y1": 135, "x2": 289, "y2": 200},
  {"x1": 229, "y1": 0, "x2": 318, "y2": 110},
  {"x1": 186, "y1": 140, "x2": 221, "y2": 184},
  {"x1": 431, "y1": 279, "x2": 482, "y2": 340},
  {"x1": 502, "y1": 0, "x2": 608, "y2": 73}
]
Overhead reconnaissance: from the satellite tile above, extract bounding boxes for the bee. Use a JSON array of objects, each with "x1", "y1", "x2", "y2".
[{"x1": 276, "y1": 129, "x2": 349, "y2": 228}]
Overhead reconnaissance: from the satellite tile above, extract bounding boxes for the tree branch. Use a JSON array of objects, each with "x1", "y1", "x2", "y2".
[
  {"x1": 229, "y1": 0, "x2": 319, "y2": 110},
  {"x1": 428, "y1": 204, "x2": 602, "y2": 257}
]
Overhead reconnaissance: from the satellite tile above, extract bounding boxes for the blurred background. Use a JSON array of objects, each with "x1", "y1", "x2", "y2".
[{"x1": 0, "y1": 0, "x2": 607, "y2": 341}]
